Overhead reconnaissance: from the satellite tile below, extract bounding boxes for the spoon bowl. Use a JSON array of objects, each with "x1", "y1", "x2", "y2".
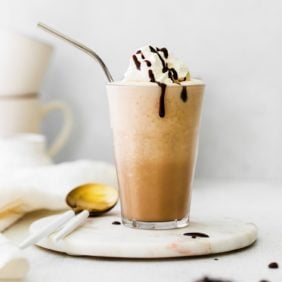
[{"x1": 66, "y1": 183, "x2": 118, "y2": 216}]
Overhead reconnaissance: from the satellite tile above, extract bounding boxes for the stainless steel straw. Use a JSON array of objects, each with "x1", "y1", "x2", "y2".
[{"x1": 37, "y1": 22, "x2": 114, "y2": 82}]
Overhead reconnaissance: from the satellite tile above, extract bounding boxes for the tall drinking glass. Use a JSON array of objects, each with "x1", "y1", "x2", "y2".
[{"x1": 107, "y1": 81, "x2": 205, "y2": 229}]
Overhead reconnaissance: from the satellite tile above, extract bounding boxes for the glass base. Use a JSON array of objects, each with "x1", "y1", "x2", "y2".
[{"x1": 122, "y1": 216, "x2": 189, "y2": 230}]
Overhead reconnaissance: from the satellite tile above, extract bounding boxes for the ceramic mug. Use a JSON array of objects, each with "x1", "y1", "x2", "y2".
[
  {"x1": 0, "y1": 97, "x2": 73, "y2": 157},
  {"x1": 0, "y1": 30, "x2": 52, "y2": 97},
  {"x1": 0, "y1": 133, "x2": 52, "y2": 170}
]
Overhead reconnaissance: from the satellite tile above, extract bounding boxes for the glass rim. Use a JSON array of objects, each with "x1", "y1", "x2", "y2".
[{"x1": 106, "y1": 79, "x2": 205, "y2": 88}]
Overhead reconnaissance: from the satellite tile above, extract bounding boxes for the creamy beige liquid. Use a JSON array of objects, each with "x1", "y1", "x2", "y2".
[{"x1": 107, "y1": 81, "x2": 204, "y2": 222}]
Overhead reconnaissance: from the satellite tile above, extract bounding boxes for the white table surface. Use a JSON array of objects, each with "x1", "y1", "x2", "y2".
[{"x1": 4, "y1": 180, "x2": 282, "y2": 282}]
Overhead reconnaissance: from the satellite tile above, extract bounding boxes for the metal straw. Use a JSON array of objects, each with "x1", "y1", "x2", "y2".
[{"x1": 37, "y1": 22, "x2": 114, "y2": 82}]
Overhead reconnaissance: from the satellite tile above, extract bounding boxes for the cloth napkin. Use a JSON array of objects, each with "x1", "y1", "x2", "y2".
[
  {"x1": 0, "y1": 159, "x2": 117, "y2": 232},
  {"x1": 0, "y1": 159, "x2": 117, "y2": 279},
  {"x1": 0, "y1": 233, "x2": 29, "y2": 279}
]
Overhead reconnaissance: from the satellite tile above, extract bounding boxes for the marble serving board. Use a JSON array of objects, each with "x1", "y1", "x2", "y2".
[{"x1": 30, "y1": 212, "x2": 257, "y2": 259}]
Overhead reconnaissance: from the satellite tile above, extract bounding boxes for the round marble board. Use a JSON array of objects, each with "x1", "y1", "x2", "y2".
[{"x1": 30, "y1": 212, "x2": 257, "y2": 259}]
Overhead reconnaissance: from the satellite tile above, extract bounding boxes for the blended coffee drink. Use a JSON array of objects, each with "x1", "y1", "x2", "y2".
[{"x1": 107, "y1": 46, "x2": 204, "y2": 229}]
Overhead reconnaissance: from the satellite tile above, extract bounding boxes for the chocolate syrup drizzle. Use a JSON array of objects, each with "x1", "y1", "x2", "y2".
[
  {"x1": 134, "y1": 46, "x2": 188, "y2": 117},
  {"x1": 144, "y1": 60, "x2": 152, "y2": 67},
  {"x1": 157, "y1": 83, "x2": 166, "y2": 117},
  {"x1": 132, "y1": 55, "x2": 141, "y2": 70},
  {"x1": 180, "y1": 87, "x2": 188, "y2": 102},
  {"x1": 183, "y1": 232, "x2": 210, "y2": 239},
  {"x1": 148, "y1": 69, "x2": 155, "y2": 82},
  {"x1": 157, "y1": 47, "x2": 169, "y2": 59},
  {"x1": 136, "y1": 50, "x2": 145, "y2": 59}
]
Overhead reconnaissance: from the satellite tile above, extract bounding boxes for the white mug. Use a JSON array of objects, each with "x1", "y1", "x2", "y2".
[
  {"x1": 0, "y1": 30, "x2": 52, "y2": 97},
  {"x1": 0, "y1": 134, "x2": 53, "y2": 170},
  {"x1": 0, "y1": 98, "x2": 73, "y2": 157}
]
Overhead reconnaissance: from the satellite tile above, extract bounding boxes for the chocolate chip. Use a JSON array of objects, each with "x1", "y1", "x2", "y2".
[
  {"x1": 112, "y1": 221, "x2": 121, "y2": 225},
  {"x1": 268, "y1": 262, "x2": 279, "y2": 269},
  {"x1": 194, "y1": 276, "x2": 232, "y2": 282}
]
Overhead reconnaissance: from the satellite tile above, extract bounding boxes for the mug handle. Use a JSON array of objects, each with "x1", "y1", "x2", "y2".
[{"x1": 41, "y1": 101, "x2": 73, "y2": 157}]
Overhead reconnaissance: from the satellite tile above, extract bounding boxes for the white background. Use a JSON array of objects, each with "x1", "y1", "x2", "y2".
[{"x1": 0, "y1": 0, "x2": 281, "y2": 180}]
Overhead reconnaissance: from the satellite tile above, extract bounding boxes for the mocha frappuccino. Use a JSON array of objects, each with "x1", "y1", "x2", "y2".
[{"x1": 107, "y1": 46, "x2": 204, "y2": 229}]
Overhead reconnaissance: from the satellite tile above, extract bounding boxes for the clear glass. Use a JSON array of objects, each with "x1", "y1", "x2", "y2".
[{"x1": 107, "y1": 82, "x2": 204, "y2": 230}]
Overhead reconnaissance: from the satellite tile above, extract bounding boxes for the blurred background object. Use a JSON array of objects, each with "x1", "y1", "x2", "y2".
[
  {"x1": 0, "y1": 29, "x2": 73, "y2": 157},
  {"x1": 0, "y1": 30, "x2": 52, "y2": 96},
  {"x1": 0, "y1": 0, "x2": 281, "y2": 179}
]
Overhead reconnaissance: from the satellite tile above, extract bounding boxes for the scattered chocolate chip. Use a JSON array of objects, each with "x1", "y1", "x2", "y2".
[
  {"x1": 194, "y1": 276, "x2": 232, "y2": 282},
  {"x1": 183, "y1": 232, "x2": 209, "y2": 238},
  {"x1": 214, "y1": 258, "x2": 219, "y2": 261},
  {"x1": 268, "y1": 262, "x2": 279, "y2": 269},
  {"x1": 112, "y1": 221, "x2": 121, "y2": 225},
  {"x1": 259, "y1": 280, "x2": 270, "y2": 282}
]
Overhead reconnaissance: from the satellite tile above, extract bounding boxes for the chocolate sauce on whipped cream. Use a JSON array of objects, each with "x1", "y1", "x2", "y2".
[
  {"x1": 168, "y1": 68, "x2": 178, "y2": 81},
  {"x1": 132, "y1": 55, "x2": 141, "y2": 70},
  {"x1": 136, "y1": 50, "x2": 145, "y2": 59},
  {"x1": 149, "y1": 46, "x2": 168, "y2": 73},
  {"x1": 144, "y1": 60, "x2": 152, "y2": 67},
  {"x1": 132, "y1": 46, "x2": 190, "y2": 118},
  {"x1": 148, "y1": 70, "x2": 155, "y2": 82},
  {"x1": 157, "y1": 47, "x2": 169, "y2": 59}
]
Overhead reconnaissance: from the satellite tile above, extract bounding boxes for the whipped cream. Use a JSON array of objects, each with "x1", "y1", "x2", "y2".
[{"x1": 123, "y1": 46, "x2": 190, "y2": 84}]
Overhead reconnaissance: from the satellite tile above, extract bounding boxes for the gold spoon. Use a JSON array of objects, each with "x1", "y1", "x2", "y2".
[
  {"x1": 19, "y1": 183, "x2": 118, "y2": 248},
  {"x1": 66, "y1": 183, "x2": 118, "y2": 216}
]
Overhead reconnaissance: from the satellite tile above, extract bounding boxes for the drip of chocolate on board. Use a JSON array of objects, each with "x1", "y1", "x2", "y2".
[
  {"x1": 180, "y1": 87, "x2": 188, "y2": 102},
  {"x1": 132, "y1": 55, "x2": 141, "y2": 70},
  {"x1": 112, "y1": 221, "x2": 121, "y2": 225},
  {"x1": 183, "y1": 232, "x2": 209, "y2": 239},
  {"x1": 195, "y1": 276, "x2": 232, "y2": 282}
]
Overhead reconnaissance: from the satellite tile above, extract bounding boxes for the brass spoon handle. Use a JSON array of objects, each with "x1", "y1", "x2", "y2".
[{"x1": 37, "y1": 22, "x2": 114, "y2": 83}]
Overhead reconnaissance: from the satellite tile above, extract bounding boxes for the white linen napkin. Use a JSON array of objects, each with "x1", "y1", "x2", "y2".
[
  {"x1": 0, "y1": 233, "x2": 29, "y2": 279},
  {"x1": 0, "y1": 159, "x2": 117, "y2": 280},
  {"x1": 0, "y1": 159, "x2": 117, "y2": 232}
]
